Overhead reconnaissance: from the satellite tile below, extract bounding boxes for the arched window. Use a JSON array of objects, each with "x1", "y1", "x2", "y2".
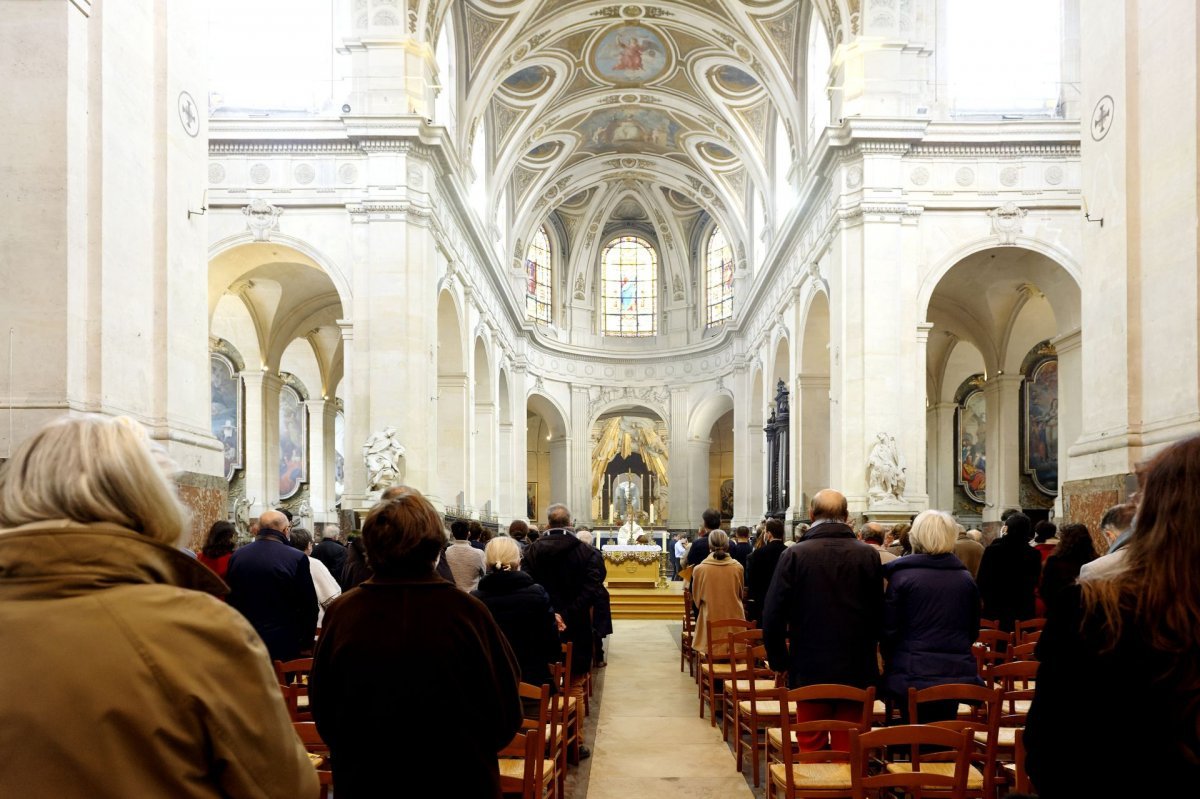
[
  {"x1": 524, "y1": 226, "x2": 552, "y2": 324},
  {"x1": 705, "y1": 227, "x2": 734, "y2": 327},
  {"x1": 805, "y1": 14, "x2": 832, "y2": 151},
  {"x1": 602, "y1": 236, "x2": 658, "y2": 337}
]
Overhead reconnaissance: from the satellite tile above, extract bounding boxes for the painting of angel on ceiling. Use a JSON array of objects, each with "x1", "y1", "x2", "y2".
[{"x1": 593, "y1": 25, "x2": 668, "y2": 84}]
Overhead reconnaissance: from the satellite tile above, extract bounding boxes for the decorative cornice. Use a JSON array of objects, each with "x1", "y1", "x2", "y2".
[
  {"x1": 210, "y1": 142, "x2": 359, "y2": 154},
  {"x1": 908, "y1": 144, "x2": 1080, "y2": 157}
]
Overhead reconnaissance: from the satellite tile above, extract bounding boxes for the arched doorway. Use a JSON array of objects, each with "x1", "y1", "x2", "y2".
[
  {"x1": 924, "y1": 246, "x2": 1081, "y2": 524},
  {"x1": 526, "y1": 392, "x2": 568, "y2": 525},
  {"x1": 472, "y1": 338, "x2": 496, "y2": 516},
  {"x1": 436, "y1": 291, "x2": 467, "y2": 510}
]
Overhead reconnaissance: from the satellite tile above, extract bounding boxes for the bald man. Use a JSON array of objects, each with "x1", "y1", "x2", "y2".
[
  {"x1": 762, "y1": 489, "x2": 884, "y2": 750},
  {"x1": 226, "y1": 510, "x2": 319, "y2": 662}
]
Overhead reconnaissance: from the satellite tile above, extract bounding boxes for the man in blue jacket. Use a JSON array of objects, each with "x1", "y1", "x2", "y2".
[{"x1": 227, "y1": 509, "x2": 319, "y2": 662}]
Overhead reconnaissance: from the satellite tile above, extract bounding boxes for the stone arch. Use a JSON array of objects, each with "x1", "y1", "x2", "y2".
[
  {"x1": 473, "y1": 336, "x2": 496, "y2": 513},
  {"x1": 436, "y1": 290, "x2": 468, "y2": 507}
]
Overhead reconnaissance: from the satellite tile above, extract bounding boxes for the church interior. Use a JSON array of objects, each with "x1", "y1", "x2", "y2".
[{"x1": 2, "y1": 0, "x2": 1198, "y2": 796}]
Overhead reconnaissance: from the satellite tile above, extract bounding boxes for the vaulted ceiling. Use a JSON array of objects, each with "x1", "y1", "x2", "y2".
[{"x1": 442, "y1": 0, "x2": 829, "y2": 282}]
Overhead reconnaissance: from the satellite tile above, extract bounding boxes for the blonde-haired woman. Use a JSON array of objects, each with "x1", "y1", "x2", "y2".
[
  {"x1": 881, "y1": 509, "x2": 981, "y2": 723},
  {"x1": 691, "y1": 529, "x2": 745, "y2": 655},
  {"x1": 0, "y1": 415, "x2": 317, "y2": 798},
  {"x1": 472, "y1": 535, "x2": 562, "y2": 690}
]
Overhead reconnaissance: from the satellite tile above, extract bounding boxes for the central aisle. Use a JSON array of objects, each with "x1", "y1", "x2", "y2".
[{"x1": 583, "y1": 619, "x2": 756, "y2": 798}]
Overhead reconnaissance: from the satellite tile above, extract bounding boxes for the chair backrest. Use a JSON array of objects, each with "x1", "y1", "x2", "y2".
[
  {"x1": 774, "y1": 683, "x2": 875, "y2": 762},
  {"x1": 497, "y1": 729, "x2": 542, "y2": 799},
  {"x1": 559, "y1": 642, "x2": 574, "y2": 687},
  {"x1": 991, "y1": 660, "x2": 1039, "y2": 722},
  {"x1": 681, "y1": 589, "x2": 695, "y2": 633},
  {"x1": 726, "y1": 636, "x2": 772, "y2": 704},
  {"x1": 975, "y1": 629, "x2": 1013, "y2": 651},
  {"x1": 1015, "y1": 617, "x2": 1046, "y2": 643},
  {"x1": 851, "y1": 725, "x2": 971, "y2": 799},
  {"x1": 979, "y1": 617, "x2": 999, "y2": 630},
  {"x1": 908, "y1": 684, "x2": 1002, "y2": 786},
  {"x1": 292, "y1": 721, "x2": 329, "y2": 754},
  {"x1": 706, "y1": 618, "x2": 755, "y2": 662},
  {"x1": 274, "y1": 658, "x2": 314, "y2": 685},
  {"x1": 1011, "y1": 641, "x2": 1038, "y2": 661}
]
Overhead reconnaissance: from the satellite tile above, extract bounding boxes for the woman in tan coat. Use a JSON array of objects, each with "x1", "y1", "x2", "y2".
[
  {"x1": 0, "y1": 416, "x2": 317, "y2": 799},
  {"x1": 691, "y1": 529, "x2": 746, "y2": 655}
]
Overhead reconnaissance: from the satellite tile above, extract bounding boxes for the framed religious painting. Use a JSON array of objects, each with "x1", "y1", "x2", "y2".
[
  {"x1": 209, "y1": 353, "x2": 242, "y2": 482},
  {"x1": 955, "y1": 380, "x2": 987, "y2": 504},
  {"x1": 279, "y1": 384, "x2": 307, "y2": 500},
  {"x1": 334, "y1": 408, "x2": 345, "y2": 504},
  {"x1": 1023, "y1": 353, "x2": 1059, "y2": 495},
  {"x1": 526, "y1": 482, "x2": 537, "y2": 521}
]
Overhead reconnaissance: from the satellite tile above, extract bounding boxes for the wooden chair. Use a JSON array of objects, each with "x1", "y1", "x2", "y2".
[
  {"x1": 974, "y1": 629, "x2": 1013, "y2": 652},
  {"x1": 906, "y1": 684, "x2": 1003, "y2": 797},
  {"x1": 765, "y1": 684, "x2": 875, "y2": 799},
  {"x1": 1002, "y1": 727, "x2": 1032, "y2": 793},
  {"x1": 274, "y1": 658, "x2": 314, "y2": 721},
  {"x1": 726, "y1": 639, "x2": 780, "y2": 786},
  {"x1": 721, "y1": 629, "x2": 767, "y2": 740},
  {"x1": 545, "y1": 667, "x2": 570, "y2": 799},
  {"x1": 698, "y1": 618, "x2": 755, "y2": 724},
  {"x1": 979, "y1": 618, "x2": 999, "y2": 630},
  {"x1": 553, "y1": 646, "x2": 583, "y2": 764},
  {"x1": 292, "y1": 722, "x2": 332, "y2": 799},
  {"x1": 1015, "y1": 617, "x2": 1046, "y2": 644},
  {"x1": 560, "y1": 642, "x2": 591, "y2": 718},
  {"x1": 498, "y1": 729, "x2": 551, "y2": 799},
  {"x1": 681, "y1": 588, "x2": 696, "y2": 676},
  {"x1": 851, "y1": 725, "x2": 972, "y2": 799},
  {"x1": 518, "y1": 681, "x2": 562, "y2": 799},
  {"x1": 988, "y1": 659, "x2": 1039, "y2": 781}
]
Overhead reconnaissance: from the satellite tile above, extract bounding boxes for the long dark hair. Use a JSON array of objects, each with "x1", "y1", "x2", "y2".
[
  {"x1": 201, "y1": 520, "x2": 236, "y2": 558},
  {"x1": 1053, "y1": 523, "x2": 1097, "y2": 564},
  {"x1": 1082, "y1": 435, "x2": 1200, "y2": 761}
]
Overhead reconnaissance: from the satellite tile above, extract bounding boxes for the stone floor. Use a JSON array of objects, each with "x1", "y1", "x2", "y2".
[{"x1": 579, "y1": 619, "x2": 757, "y2": 798}]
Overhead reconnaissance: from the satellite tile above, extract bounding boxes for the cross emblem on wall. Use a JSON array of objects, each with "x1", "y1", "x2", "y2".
[
  {"x1": 178, "y1": 91, "x2": 199, "y2": 138},
  {"x1": 1091, "y1": 95, "x2": 1115, "y2": 141}
]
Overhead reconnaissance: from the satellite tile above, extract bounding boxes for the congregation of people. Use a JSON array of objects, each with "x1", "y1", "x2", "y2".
[{"x1": 1, "y1": 412, "x2": 1198, "y2": 798}]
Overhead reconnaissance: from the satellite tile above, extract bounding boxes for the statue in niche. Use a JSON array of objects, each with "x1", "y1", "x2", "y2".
[
  {"x1": 363, "y1": 427, "x2": 406, "y2": 491},
  {"x1": 614, "y1": 474, "x2": 641, "y2": 520},
  {"x1": 867, "y1": 432, "x2": 907, "y2": 504}
]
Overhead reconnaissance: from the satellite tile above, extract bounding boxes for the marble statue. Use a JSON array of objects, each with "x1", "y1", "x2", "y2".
[
  {"x1": 363, "y1": 427, "x2": 405, "y2": 491},
  {"x1": 867, "y1": 432, "x2": 907, "y2": 503}
]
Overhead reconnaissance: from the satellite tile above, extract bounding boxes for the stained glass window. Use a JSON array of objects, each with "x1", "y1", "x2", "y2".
[
  {"x1": 705, "y1": 226, "x2": 734, "y2": 327},
  {"x1": 525, "y1": 226, "x2": 552, "y2": 324},
  {"x1": 602, "y1": 236, "x2": 658, "y2": 336}
]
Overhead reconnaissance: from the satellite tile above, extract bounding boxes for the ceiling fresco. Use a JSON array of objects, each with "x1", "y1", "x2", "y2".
[{"x1": 440, "y1": 0, "x2": 837, "y2": 309}]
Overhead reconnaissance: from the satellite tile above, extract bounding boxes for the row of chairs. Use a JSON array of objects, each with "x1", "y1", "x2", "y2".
[
  {"x1": 272, "y1": 640, "x2": 593, "y2": 799},
  {"x1": 682, "y1": 599, "x2": 1040, "y2": 797}
]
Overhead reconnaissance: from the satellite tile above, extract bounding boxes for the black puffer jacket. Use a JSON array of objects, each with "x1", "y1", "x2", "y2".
[
  {"x1": 523, "y1": 530, "x2": 605, "y2": 674},
  {"x1": 472, "y1": 569, "x2": 562, "y2": 690}
]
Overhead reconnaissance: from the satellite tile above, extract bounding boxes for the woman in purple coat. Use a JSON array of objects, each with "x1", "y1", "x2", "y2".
[{"x1": 882, "y1": 509, "x2": 982, "y2": 723}]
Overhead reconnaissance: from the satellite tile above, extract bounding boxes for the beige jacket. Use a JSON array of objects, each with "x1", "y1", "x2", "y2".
[
  {"x1": 0, "y1": 521, "x2": 318, "y2": 799},
  {"x1": 691, "y1": 554, "x2": 745, "y2": 655}
]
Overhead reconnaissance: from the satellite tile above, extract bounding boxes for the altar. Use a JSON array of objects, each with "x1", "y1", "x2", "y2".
[{"x1": 601, "y1": 544, "x2": 662, "y2": 589}]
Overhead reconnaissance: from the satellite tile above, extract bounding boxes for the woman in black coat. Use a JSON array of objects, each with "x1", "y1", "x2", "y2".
[
  {"x1": 311, "y1": 489, "x2": 522, "y2": 799},
  {"x1": 882, "y1": 510, "x2": 982, "y2": 722},
  {"x1": 472, "y1": 537, "x2": 562, "y2": 690},
  {"x1": 976, "y1": 512, "x2": 1042, "y2": 630},
  {"x1": 744, "y1": 518, "x2": 787, "y2": 623}
]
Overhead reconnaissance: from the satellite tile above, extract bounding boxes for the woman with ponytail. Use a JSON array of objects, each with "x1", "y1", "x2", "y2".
[
  {"x1": 690, "y1": 529, "x2": 745, "y2": 655},
  {"x1": 472, "y1": 536, "x2": 562, "y2": 691}
]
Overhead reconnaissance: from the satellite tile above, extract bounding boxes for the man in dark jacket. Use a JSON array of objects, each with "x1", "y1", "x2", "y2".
[
  {"x1": 744, "y1": 518, "x2": 787, "y2": 623},
  {"x1": 313, "y1": 524, "x2": 348, "y2": 588},
  {"x1": 685, "y1": 508, "x2": 721, "y2": 568},
  {"x1": 762, "y1": 489, "x2": 884, "y2": 750},
  {"x1": 523, "y1": 503, "x2": 604, "y2": 677},
  {"x1": 729, "y1": 526, "x2": 754, "y2": 568},
  {"x1": 976, "y1": 512, "x2": 1042, "y2": 631},
  {"x1": 227, "y1": 510, "x2": 319, "y2": 662}
]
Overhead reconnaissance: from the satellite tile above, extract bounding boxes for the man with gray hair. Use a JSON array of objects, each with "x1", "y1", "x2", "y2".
[
  {"x1": 523, "y1": 504, "x2": 604, "y2": 681},
  {"x1": 312, "y1": 523, "x2": 347, "y2": 588},
  {"x1": 953, "y1": 522, "x2": 985, "y2": 579}
]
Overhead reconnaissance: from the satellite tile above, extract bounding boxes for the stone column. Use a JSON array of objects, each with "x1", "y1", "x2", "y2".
[
  {"x1": 242, "y1": 371, "x2": 283, "y2": 515},
  {"x1": 926, "y1": 402, "x2": 958, "y2": 511},
  {"x1": 473, "y1": 397, "x2": 497, "y2": 516},
  {"x1": 547, "y1": 437, "x2": 571, "y2": 517},
  {"x1": 436, "y1": 372, "x2": 469, "y2": 510},
  {"x1": 497, "y1": 417, "x2": 515, "y2": 522},
  {"x1": 569, "y1": 386, "x2": 591, "y2": 525},
  {"x1": 796, "y1": 374, "x2": 831, "y2": 514},
  {"x1": 342, "y1": 1, "x2": 437, "y2": 117},
  {"x1": 909, "y1": 324, "x2": 934, "y2": 505},
  {"x1": 685, "y1": 436, "x2": 712, "y2": 530},
  {"x1": 983, "y1": 374, "x2": 1025, "y2": 523},
  {"x1": 305, "y1": 398, "x2": 338, "y2": 523},
  {"x1": 1051, "y1": 329, "x2": 1082, "y2": 517},
  {"x1": 511, "y1": 365, "x2": 530, "y2": 520},
  {"x1": 667, "y1": 387, "x2": 691, "y2": 528}
]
